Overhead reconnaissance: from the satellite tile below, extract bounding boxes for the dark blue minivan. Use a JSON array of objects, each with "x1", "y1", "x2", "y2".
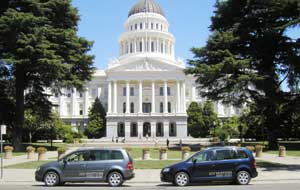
[{"x1": 161, "y1": 147, "x2": 258, "y2": 186}]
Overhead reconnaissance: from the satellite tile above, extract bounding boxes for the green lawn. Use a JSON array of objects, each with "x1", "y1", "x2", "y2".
[
  {"x1": 5, "y1": 161, "x2": 51, "y2": 169},
  {"x1": 12, "y1": 152, "x2": 26, "y2": 156},
  {"x1": 266, "y1": 150, "x2": 300, "y2": 157}
]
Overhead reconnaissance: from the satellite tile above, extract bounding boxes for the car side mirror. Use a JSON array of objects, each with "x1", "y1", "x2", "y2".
[
  {"x1": 63, "y1": 159, "x2": 68, "y2": 164},
  {"x1": 192, "y1": 158, "x2": 197, "y2": 165}
]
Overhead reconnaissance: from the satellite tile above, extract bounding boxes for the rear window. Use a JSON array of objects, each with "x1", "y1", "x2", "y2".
[
  {"x1": 236, "y1": 150, "x2": 249, "y2": 159},
  {"x1": 111, "y1": 150, "x2": 124, "y2": 160}
]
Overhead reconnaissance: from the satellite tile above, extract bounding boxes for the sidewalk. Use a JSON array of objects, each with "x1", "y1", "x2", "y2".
[
  {"x1": 0, "y1": 168, "x2": 300, "y2": 185},
  {"x1": 256, "y1": 153, "x2": 300, "y2": 166},
  {"x1": 1, "y1": 151, "x2": 58, "y2": 167}
]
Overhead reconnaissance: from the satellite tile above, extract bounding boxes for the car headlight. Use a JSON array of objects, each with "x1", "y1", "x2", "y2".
[
  {"x1": 36, "y1": 167, "x2": 41, "y2": 172},
  {"x1": 163, "y1": 168, "x2": 170, "y2": 173}
]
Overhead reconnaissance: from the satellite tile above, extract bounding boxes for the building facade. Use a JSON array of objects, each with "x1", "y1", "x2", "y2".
[{"x1": 49, "y1": 0, "x2": 240, "y2": 138}]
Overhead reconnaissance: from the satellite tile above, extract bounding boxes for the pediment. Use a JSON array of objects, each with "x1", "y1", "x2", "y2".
[{"x1": 107, "y1": 58, "x2": 184, "y2": 73}]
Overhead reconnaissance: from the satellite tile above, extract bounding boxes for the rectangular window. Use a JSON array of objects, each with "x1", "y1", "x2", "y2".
[
  {"x1": 130, "y1": 87, "x2": 134, "y2": 96},
  {"x1": 156, "y1": 23, "x2": 159, "y2": 29},
  {"x1": 140, "y1": 23, "x2": 143, "y2": 29},
  {"x1": 167, "y1": 87, "x2": 171, "y2": 96},
  {"x1": 79, "y1": 103, "x2": 83, "y2": 115},
  {"x1": 89, "y1": 150, "x2": 110, "y2": 161},
  {"x1": 159, "y1": 87, "x2": 164, "y2": 96},
  {"x1": 215, "y1": 150, "x2": 235, "y2": 160},
  {"x1": 160, "y1": 102, "x2": 164, "y2": 113},
  {"x1": 151, "y1": 23, "x2": 154, "y2": 29},
  {"x1": 135, "y1": 24, "x2": 137, "y2": 30},
  {"x1": 67, "y1": 103, "x2": 71, "y2": 115},
  {"x1": 123, "y1": 87, "x2": 126, "y2": 96}
]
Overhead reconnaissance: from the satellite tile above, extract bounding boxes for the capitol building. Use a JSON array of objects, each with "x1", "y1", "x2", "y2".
[{"x1": 49, "y1": 0, "x2": 240, "y2": 139}]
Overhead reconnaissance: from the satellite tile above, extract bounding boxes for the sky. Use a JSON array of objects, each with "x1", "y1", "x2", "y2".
[{"x1": 72, "y1": 0, "x2": 216, "y2": 69}]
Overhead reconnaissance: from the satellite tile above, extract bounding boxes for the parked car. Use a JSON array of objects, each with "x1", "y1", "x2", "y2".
[
  {"x1": 35, "y1": 148, "x2": 134, "y2": 187},
  {"x1": 161, "y1": 146, "x2": 258, "y2": 186}
]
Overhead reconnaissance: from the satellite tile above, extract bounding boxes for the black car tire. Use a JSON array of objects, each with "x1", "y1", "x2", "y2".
[
  {"x1": 44, "y1": 171, "x2": 60, "y2": 186},
  {"x1": 174, "y1": 172, "x2": 190, "y2": 186},
  {"x1": 236, "y1": 170, "x2": 251, "y2": 185},
  {"x1": 108, "y1": 171, "x2": 124, "y2": 187}
]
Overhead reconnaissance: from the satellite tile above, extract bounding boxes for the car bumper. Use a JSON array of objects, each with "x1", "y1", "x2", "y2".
[
  {"x1": 160, "y1": 171, "x2": 174, "y2": 182},
  {"x1": 35, "y1": 170, "x2": 43, "y2": 182},
  {"x1": 251, "y1": 169, "x2": 258, "y2": 178},
  {"x1": 124, "y1": 170, "x2": 135, "y2": 180}
]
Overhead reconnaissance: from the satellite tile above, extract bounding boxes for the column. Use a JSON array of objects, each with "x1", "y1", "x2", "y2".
[
  {"x1": 84, "y1": 87, "x2": 89, "y2": 116},
  {"x1": 164, "y1": 80, "x2": 168, "y2": 113},
  {"x1": 127, "y1": 41, "x2": 130, "y2": 53},
  {"x1": 156, "y1": 38, "x2": 159, "y2": 52},
  {"x1": 163, "y1": 40, "x2": 166, "y2": 54},
  {"x1": 182, "y1": 81, "x2": 186, "y2": 112},
  {"x1": 149, "y1": 37, "x2": 152, "y2": 52},
  {"x1": 108, "y1": 81, "x2": 112, "y2": 114},
  {"x1": 151, "y1": 81, "x2": 156, "y2": 113},
  {"x1": 151, "y1": 121, "x2": 156, "y2": 137},
  {"x1": 176, "y1": 81, "x2": 181, "y2": 113},
  {"x1": 125, "y1": 121, "x2": 130, "y2": 138},
  {"x1": 71, "y1": 88, "x2": 77, "y2": 116},
  {"x1": 142, "y1": 38, "x2": 144, "y2": 52},
  {"x1": 192, "y1": 86, "x2": 196, "y2": 101},
  {"x1": 59, "y1": 93, "x2": 64, "y2": 116},
  {"x1": 126, "y1": 81, "x2": 130, "y2": 113},
  {"x1": 134, "y1": 39, "x2": 137, "y2": 53},
  {"x1": 138, "y1": 121, "x2": 143, "y2": 139},
  {"x1": 164, "y1": 121, "x2": 169, "y2": 138},
  {"x1": 139, "y1": 80, "x2": 143, "y2": 113},
  {"x1": 113, "y1": 81, "x2": 118, "y2": 113}
]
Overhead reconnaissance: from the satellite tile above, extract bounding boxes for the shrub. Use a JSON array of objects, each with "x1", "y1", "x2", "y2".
[
  {"x1": 26, "y1": 146, "x2": 36, "y2": 152},
  {"x1": 181, "y1": 146, "x2": 191, "y2": 152},
  {"x1": 142, "y1": 148, "x2": 150, "y2": 152},
  {"x1": 159, "y1": 147, "x2": 168, "y2": 153},
  {"x1": 4, "y1": 146, "x2": 14, "y2": 152},
  {"x1": 246, "y1": 146, "x2": 255, "y2": 152},
  {"x1": 125, "y1": 147, "x2": 132, "y2": 152},
  {"x1": 57, "y1": 147, "x2": 67, "y2": 154},
  {"x1": 37, "y1": 147, "x2": 47, "y2": 154}
]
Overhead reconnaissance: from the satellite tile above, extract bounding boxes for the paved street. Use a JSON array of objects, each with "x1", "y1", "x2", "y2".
[{"x1": 1, "y1": 183, "x2": 300, "y2": 190}]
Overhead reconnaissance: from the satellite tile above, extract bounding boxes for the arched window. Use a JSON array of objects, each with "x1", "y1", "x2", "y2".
[
  {"x1": 130, "y1": 102, "x2": 134, "y2": 113},
  {"x1": 139, "y1": 41, "x2": 143, "y2": 52},
  {"x1": 130, "y1": 122, "x2": 138, "y2": 137},
  {"x1": 123, "y1": 102, "x2": 126, "y2": 113},
  {"x1": 118, "y1": 122, "x2": 125, "y2": 137},
  {"x1": 160, "y1": 102, "x2": 164, "y2": 113},
  {"x1": 156, "y1": 123, "x2": 164, "y2": 137},
  {"x1": 169, "y1": 123, "x2": 177, "y2": 137},
  {"x1": 168, "y1": 102, "x2": 171, "y2": 113}
]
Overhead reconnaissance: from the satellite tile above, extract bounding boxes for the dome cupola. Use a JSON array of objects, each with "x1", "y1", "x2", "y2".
[{"x1": 128, "y1": 0, "x2": 165, "y2": 17}]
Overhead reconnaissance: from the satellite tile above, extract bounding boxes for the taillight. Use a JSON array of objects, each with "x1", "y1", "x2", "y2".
[
  {"x1": 253, "y1": 159, "x2": 257, "y2": 169},
  {"x1": 127, "y1": 162, "x2": 133, "y2": 170}
]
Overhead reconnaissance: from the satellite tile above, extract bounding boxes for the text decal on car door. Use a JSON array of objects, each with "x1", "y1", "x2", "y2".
[{"x1": 209, "y1": 171, "x2": 232, "y2": 177}]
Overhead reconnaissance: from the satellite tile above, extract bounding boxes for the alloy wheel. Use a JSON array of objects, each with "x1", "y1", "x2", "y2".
[
  {"x1": 175, "y1": 172, "x2": 189, "y2": 186},
  {"x1": 237, "y1": 171, "x2": 251, "y2": 185},
  {"x1": 108, "y1": 172, "x2": 123, "y2": 187},
  {"x1": 44, "y1": 172, "x2": 59, "y2": 186}
]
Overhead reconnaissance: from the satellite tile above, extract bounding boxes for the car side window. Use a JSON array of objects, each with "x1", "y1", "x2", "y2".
[
  {"x1": 111, "y1": 150, "x2": 124, "y2": 160},
  {"x1": 215, "y1": 150, "x2": 235, "y2": 160},
  {"x1": 66, "y1": 151, "x2": 89, "y2": 162},
  {"x1": 89, "y1": 150, "x2": 110, "y2": 161},
  {"x1": 236, "y1": 150, "x2": 249, "y2": 159},
  {"x1": 193, "y1": 151, "x2": 212, "y2": 162}
]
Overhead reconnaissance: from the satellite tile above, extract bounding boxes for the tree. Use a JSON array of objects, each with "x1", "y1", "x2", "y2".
[
  {"x1": 186, "y1": 0, "x2": 300, "y2": 149},
  {"x1": 0, "y1": 0, "x2": 94, "y2": 150},
  {"x1": 85, "y1": 97, "x2": 106, "y2": 138},
  {"x1": 187, "y1": 101, "x2": 219, "y2": 138}
]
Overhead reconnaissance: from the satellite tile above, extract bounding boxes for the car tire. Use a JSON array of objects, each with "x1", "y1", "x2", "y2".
[
  {"x1": 44, "y1": 171, "x2": 60, "y2": 186},
  {"x1": 108, "y1": 171, "x2": 124, "y2": 187},
  {"x1": 236, "y1": 170, "x2": 251, "y2": 185},
  {"x1": 174, "y1": 172, "x2": 190, "y2": 186}
]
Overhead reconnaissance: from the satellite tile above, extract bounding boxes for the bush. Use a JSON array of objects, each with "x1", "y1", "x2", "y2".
[
  {"x1": 124, "y1": 147, "x2": 132, "y2": 152},
  {"x1": 159, "y1": 147, "x2": 168, "y2": 153},
  {"x1": 37, "y1": 147, "x2": 47, "y2": 154},
  {"x1": 142, "y1": 148, "x2": 150, "y2": 152},
  {"x1": 57, "y1": 147, "x2": 67, "y2": 154},
  {"x1": 246, "y1": 146, "x2": 255, "y2": 152},
  {"x1": 181, "y1": 146, "x2": 191, "y2": 152},
  {"x1": 4, "y1": 146, "x2": 13, "y2": 152},
  {"x1": 26, "y1": 146, "x2": 36, "y2": 152}
]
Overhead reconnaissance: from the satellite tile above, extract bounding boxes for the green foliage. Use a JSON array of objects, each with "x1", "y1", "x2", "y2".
[
  {"x1": 84, "y1": 97, "x2": 106, "y2": 138},
  {"x1": 186, "y1": 0, "x2": 300, "y2": 148},
  {"x1": 0, "y1": 0, "x2": 95, "y2": 150},
  {"x1": 215, "y1": 116, "x2": 248, "y2": 141},
  {"x1": 187, "y1": 101, "x2": 219, "y2": 138}
]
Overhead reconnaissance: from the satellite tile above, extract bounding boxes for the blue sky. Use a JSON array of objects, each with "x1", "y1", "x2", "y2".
[{"x1": 72, "y1": 0, "x2": 216, "y2": 69}]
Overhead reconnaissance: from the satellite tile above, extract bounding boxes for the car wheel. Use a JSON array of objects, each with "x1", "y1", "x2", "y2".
[
  {"x1": 174, "y1": 172, "x2": 190, "y2": 186},
  {"x1": 236, "y1": 170, "x2": 251, "y2": 185},
  {"x1": 44, "y1": 171, "x2": 60, "y2": 186},
  {"x1": 108, "y1": 171, "x2": 124, "y2": 187}
]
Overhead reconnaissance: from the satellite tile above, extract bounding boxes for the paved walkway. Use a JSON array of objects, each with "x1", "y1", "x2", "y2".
[
  {"x1": 1, "y1": 168, "x2": 300, "y2": 185},
  {"x1": 256, "y1": 153, "x2": 300, "y2": 166}
]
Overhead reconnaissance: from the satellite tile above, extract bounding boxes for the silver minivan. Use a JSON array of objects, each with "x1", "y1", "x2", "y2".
[{"x1": 35, "y1": 148, "x2": 134, "y2": 187}]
